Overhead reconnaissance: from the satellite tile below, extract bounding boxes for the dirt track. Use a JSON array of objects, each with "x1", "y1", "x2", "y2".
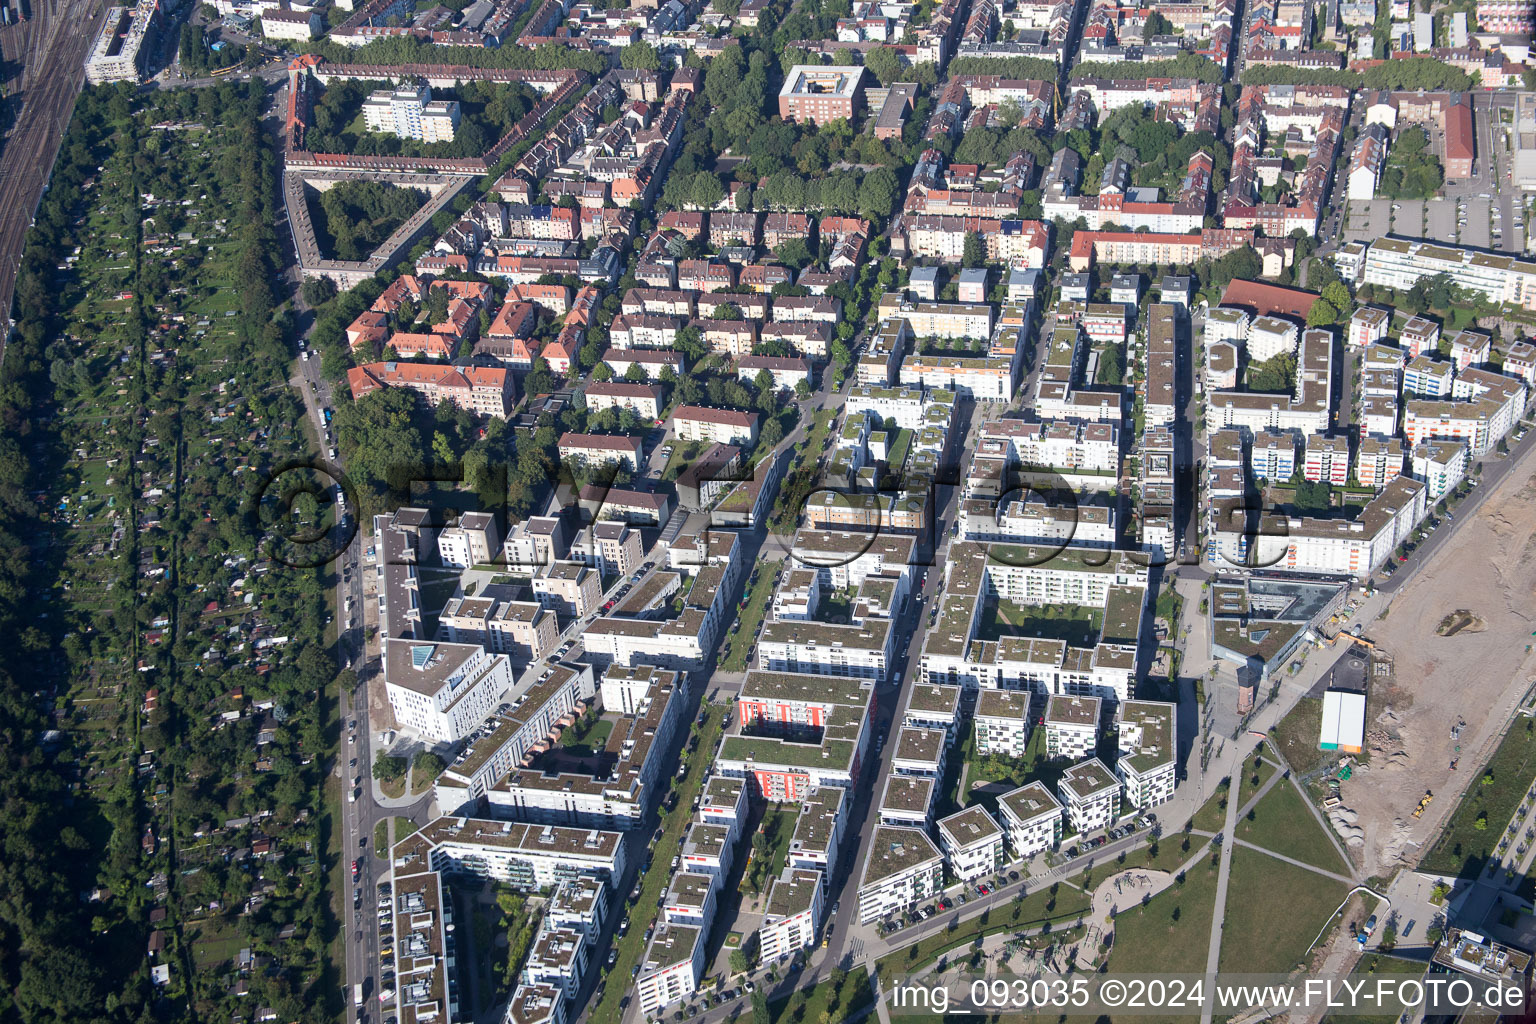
[{"x1": 1342, "y1": 462, "x2": 1536, "y2": 877}]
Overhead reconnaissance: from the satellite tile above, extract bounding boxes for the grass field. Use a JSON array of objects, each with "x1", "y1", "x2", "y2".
[
  {"x1": 1322, "y1": 953, "x2": 1428, "y2": 1024},
  {"x1": 1236, "y1": 776, "x2": 1349, "y2": 873},
  {"x1": 1217, "y1": 847, "x2": 1350, "y2": 975},
  {"x1": 1103, "y1": 853, "x2": 1223, "y2": 1024},
  {"x1": 1190, "y1": 779, "x2": 1231, "y2": 833},
  {"x1": 744, "y1": 806, "x2": 799, "y2": 896},
  {"x1": 1236, "y1": 743, "x2": 1278, "y2": 809},
  {"x1": 767, "y1": 968, "x2": 874, "y2": 1024},
  {"x1": 1420, "y1": 722, "x2": 1536, "y2": 878}
]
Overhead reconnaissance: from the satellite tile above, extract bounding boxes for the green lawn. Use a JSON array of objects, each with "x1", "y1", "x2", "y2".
[
  {"x1": 1323, "y1": 954, "x2": 1428, "y2": 1024},
  {"x1": 1190, "y1": 779, "x2": 1231, "y2": 833},
  {"x1": 1420, "y1": 721, "x2": 1536, "y2": 878},
  {"x1": 561, "y1": 716, "x2": 614, "y2": 756},
  {"x1": 1236, "y1": 743, "x2": 1278, "y2": 809},
  {"x1": 1217, "y1": 847, "x2": 1350, "y2": 975},
  {"x1": 720, "y1": 557, "x2": 780, "y2": 674},
  {"x1": 767, "y1": 968, "x2": 874, "y2": 1024},
  {"x1": 1107, "y1": 851, "x2": 1222, "y2": 975},
  {"x1": 1235, "y1": 776, "x2": 1350, "y2": 874}
]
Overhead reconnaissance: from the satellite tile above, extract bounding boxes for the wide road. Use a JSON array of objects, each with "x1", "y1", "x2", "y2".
[{"x1": 0, "y1": 0, "x2": 104, "y2": 363}]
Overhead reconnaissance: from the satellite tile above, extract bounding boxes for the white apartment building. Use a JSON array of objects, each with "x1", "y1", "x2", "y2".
[
  {"x1": 997, "y1": 782, "x2": 1063, "y2": 859},
  {"x1": 504, "y1": 515, "x2": 569, "y2": 572},
  {"x1": 937, "y1": 805, "x2": 1006, "y2": 881},
  {"x1": 757, "y1": 617, "x2": 893, "y2": 681},
  {"x1": 436, "y1": 595, "x2": 557, "y2": 662},
  {"x1": 1355, "y1": 437, "x2": 1406, "y2": 490},
  {"x1": 363, "y1": 81, "x2": 460, "y2": 143},
  {"x1": 1059, "y1": 758, "x2": 1121, "y2": 834},
  {"x1": 1411, "y1": 439, "x2": 1468, "y2": 500},
  {"x1": 438, "y1": 511, "x2": 501, "y2": 568},
  {"x1": 569, "y1": 520, "x2": 641, "y2": 579},
  {"x1": 1115, "y1": 700, "x2": 1176, "y2": 809},
  {"x1": 384, "y1": 638, "x2": 514, "y2": 743},
  {"x1": 1348, "y1": 306, "x2": 1391, "y2": 349},
  {"x1": 877, "y1": 296, "x2": 995, "y2": 339},
  {"x1": 857, "y1": 826, "x2": 944, "y2": 924},
  {"x1": 1214, "y1": 476, "x2": 1427, "y2": 579},
  {"x1": 584, "y1": 381, "x2": 664, "y2": 421},
  {"x1": 759, "y1": 868, "x2": 825, "y2": 961},
  {"x1": 671, "y1": 405, "x2": 760, "y2": 446},
  {"x1": 1362, "y1": 237, "x2": 1536, "y2": 312},
  {"x1": 397, "y1": 816, "x2": 627, "y2": 891},
  {"x1": 636, "y1": 924, "x2": 706, "y2": 1015},
  {"x1": 974, "y1": 689, "x2": 1031, "y2": 757},
  {"x1": 1045, "y1": 694, "x2": 1101, "y2": 759},
  {"x1": 1247, "y1": 316, "x2": 1300, "y2": 363},
  {"x1": 1403, "y1": 355, "x2": 1454, "y2": 397},
  {"x1": 879, "y1": 774, "x2": 937, "y2": 829}
]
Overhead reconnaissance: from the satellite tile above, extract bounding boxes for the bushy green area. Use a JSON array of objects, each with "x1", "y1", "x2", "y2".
[
  {"x1": 0, "y1": 79, "x2": 340, "y2": 1024},
  {"x1": 304, "y1": 79, "x2": 541, "y2": 160},
  {"x1": 1379, "y1": 127, "x2": 1444, "y2": 200},
  {"x1": 307, "y1": 180, "x2": 427, "y2": 262}
]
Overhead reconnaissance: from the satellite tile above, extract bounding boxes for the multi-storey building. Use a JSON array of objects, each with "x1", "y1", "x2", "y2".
[
  {"x1": 349, "y1": 361, "x2": 517, "y2": 418},
  {"x1": 1045, "y1": 694, "x2": 1101, "y2": 759},
  {"x1": 857, "y1": 826, "x2": 944, "y2": 924},
  {"x1": 936, "y1": 805, "x2": 1006, "y2": 881},
  {"x1": 437, "y1": 511, "x2": 501, "y2": 568},
  {"x1": 974, "y1": 689, "x2": 1031, "y2": 757},
  {"x1": 778, "y1": 65, "x2": 867, "y2": 123},
  {"x1": 997, "y1": 782, "x2": 1063, "y2": 859},
  {"x1": 759, "y1": 868, "x2": 826, "y2": 960},
  {"x1": 1362, "y1": 238, "x2": 1536, "y2": 312},
  {"x1": 1411, "y1": 439, "x2": 1468, "y2": 500},
  {"x1": 1115, "y1": 700, "x2": 1176, "y2": 809},
  {"x1": 384, "y1": 638, "x2": 515, "y2": 743},
  {"x1": 1059, "y1": 758, "x2": 1121, "y2": 834}
]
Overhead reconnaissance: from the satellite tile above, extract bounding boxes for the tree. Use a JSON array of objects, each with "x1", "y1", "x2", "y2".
[
  {"x1": 711, "y1": 302, "x2": 743, "y2": 321},
  {"x1": 413, "y1": 751, "x2": 446, "y2": 779},
  {"x1": 301, "y1": 276, "x2": 337, "y2": 307},
  {"x1": 775, "y1": 236, "x2": 813, "y2": 270},
  {"x1": 591, "y1": 362, "x2": 613, "y2": 381},
  {"x1": 624, "y1": 362, "x2": 648, "y2": 382},
  {"x1": 374, "y1": 755, "x2": 407, "y2": 782},
  {"x1": 962, "y1": 231, "x2": 987, "y2": 268},
  {"x1": 865, "y1": 45, "x2": 904, "y2": 87},
  {"x1": 1143, "y1": 10, "x2": 1172, "y2": 35},
  {"x1": 1098, "y1": 343, "x2": 1124, "y2": 385},
  {"x1": 1321, "y1": 281, "x2": 1350, "y2": 315},
  {"x1": 752, "y1": 990, "x2": 771, "y2": 1024},
  {"x1": 1307, "y1": 297, "x2": 1338, "y2": 327},
  {"x1": 620, "y1": 40, "x2": 661, "y2": 71}
]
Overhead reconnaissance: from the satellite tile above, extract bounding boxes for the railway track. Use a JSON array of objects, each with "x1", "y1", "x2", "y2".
[{"x1": 0, "y1": 0, "x2": 103, "y2": 363}]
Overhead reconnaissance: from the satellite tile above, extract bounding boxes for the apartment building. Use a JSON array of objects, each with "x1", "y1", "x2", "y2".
[
  {"x1": 1362, "y1": 238, "x2": 1536, "y2": 312},
  {"x1": 384, "y1": 638, "x2": 515, "y2": 743},
  {"x1": 584, "y1": 381, "x2": 664, "y2": 420},
  {"x1": 363, "y1": 81, "x2": 460, "y2": 143},
  {"x1": 936, "y1": 805, "x2": 1006, "y2": 881},
  {"x1": 556, "y1": 432, "x2": 644, "y2": 472},
  {"x1": 758, "y1": 868, "x2": 825, "y2": 961},
  {"x1": 1403, "y1": 355, "x2": 1455, "y2": 397},
  {"x1": 1115, "y1": 700, "x2": 1176, "y2": 809},
  {"x1": 349, "y1": 361, "x2": 517, "y2": 418},
  {"x1": 436, "y1": 594, "x2": 558, "y2": 663},
  {"x1": 778, "y1": 65, "x2": 867, "y2": 123},
  {"x1": 1355, "y1": 437, "x2": 1406, "y2": 490},
  {"x1": 435, "y1": 665, "x2": 594, "y2": 805},
  {"x1": 997, "y1": 782, "x2": 1063, "y2": 859},
  {"x1": 891, "y1": 726, "x2": 948, "y2": 780},
  {"x1": 532, "y1": 561, "x2": 602, "y2": 618},
  {"x1": 1348, "y1": 306, "x2": 1391, "y2": 349},
  {"x1": 1214, "y1": 476, "x2": 1427, "y2": 579},
  {"x1": 879, "y1": 774, "x2": 937, "y2": 829},
  {"x1": 569, "y1": 520, "x2": 642, "y2": 578},
  {"x1": 1045, "y1": 694, "x2": 1102, "y2": 759},
  {"x1": 636, "y1": 924, "x2": 706, "y2": 1015},
  {"x1": 436, "y1": 511, "x2": 501, "y2": 569},
  {"x1": 1059, "y1": 758, "x2": 1121, "y2": 834},
  {"x1": 1399, "y1": 316, "x2": 1441, "y2": 358},
  {"x1": 719, "y1": 671, "x2": 874, "y2": 801},
  {"x1": 671, "y1": 405, "x2": 760, "y2": 446},
  {"x1": 1411, "y1": 439, "x2": 1468, "y2": 500},
  {"x1": 974, "y1": 689, "x2": 1031, "y2": 757},
  {"x1": 1303, "y1": 434, "x2": 1351, "y2": 485},
  {"x1": 857, "y1": 826, "x2": 944, "y2": 924},
  {"x1": 395, "y1": 816, "x2": 627, "y2": 891}
]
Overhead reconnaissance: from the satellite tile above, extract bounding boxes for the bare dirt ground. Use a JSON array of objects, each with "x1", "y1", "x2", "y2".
[{"x1": 1342, "y1": 467, "x2": 1536, "y2": 878}]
